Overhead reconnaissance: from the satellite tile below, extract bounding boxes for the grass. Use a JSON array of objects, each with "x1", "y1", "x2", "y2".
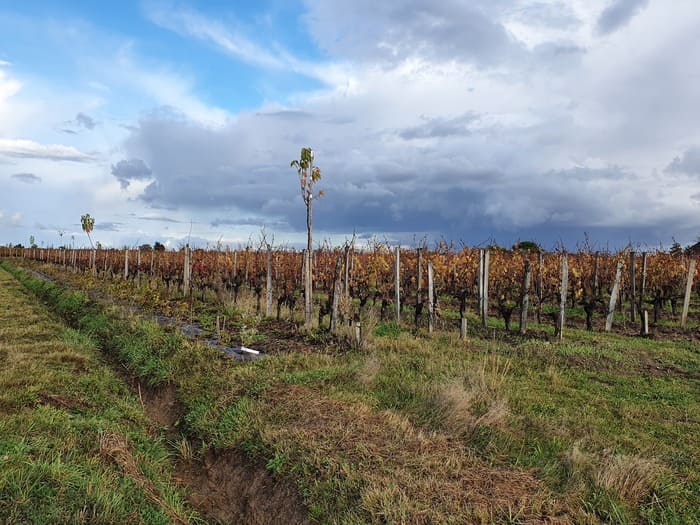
[
  {"x1": 4, "y1": 259, "x2": 700, "y2": 523},
  {"x1": 0, "y1": 267, "x2": 200, "y2": 524}
]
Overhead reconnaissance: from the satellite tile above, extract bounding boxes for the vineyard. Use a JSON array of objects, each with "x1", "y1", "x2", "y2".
[{"x1": 2, "y1": 241, "x2": 698, "y2": 338}]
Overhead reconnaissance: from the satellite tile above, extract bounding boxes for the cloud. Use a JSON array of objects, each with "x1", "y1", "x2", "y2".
[
  {"x1": 11, "y1": 172, "x2": 42, "y2": 184},
  {"x1": 665, "y1": 147, "x2": 700, "y2": 176},
  {"x1": 94, "y1": 221, "x2": 122, "y2": 232},
  {"x1": 147, "y1": 5, "x2": 293, "y2": 71},
  {"x1": 0, "y1": 211, "x2": 23, "y2": 227},
  {"x1": 399, "y1": 113, "x2": 479, "y2": 140},
  {"x1": 596, "y1": 0, "x2": 649, "y2": 35},
  {"x1": 75, "y1": 112, "x2": 97, "y2": 130},
  {"x1": 303, "y1": 0, "x2": 526, "y2": 68},
  {"x1": 111, "y1": 158, "x2": 153, "y2": 188},
  {"x1": 0, "y1": 139, "x2": 95, "y2": 162},
  {"x1": 145, "y1": 3, "x2": 349, "y2": 86},
  {"x1": 511, "y1": 2, "x2": 582, "y2": 29},
  {"x1": 138, "y1": 214, "x2": 182, "y2": 223}
]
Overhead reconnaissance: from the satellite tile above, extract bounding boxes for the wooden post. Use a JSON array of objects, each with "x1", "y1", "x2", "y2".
[
  {"x1": 355, "y1": 322, "x2": 362, "y2": 347},
  {"x1": 641, "y1": 310, "x2": 649, "y2": 336},
  {"x1": 416, "y1": 247, "x2": 423, "y2": 327},
  {"x1": 519, "y1": 259, "x2": 532, "y2": 335},
  {"x1": 123, "y1": 249, "x2": 129, "y2": 280},
  {"x1": 593, "y1": 251, "x2": 599, "y2": 296},
  {"x1": 395, "y1": 246, "x2": 401, "y2": 323},
  {"x1": 265, "y1": 245, "x2": 273, "y2": 317},
  {"x1": 482, "y1": 249, "x2": 490, "y2": 327},
  {"x1": 629, "y1": 251, "x2": 636, "y2": 323},
  {"x1": 536, "y1": 251, "x2": 543, "y2": 324},
  {"x1": 639, "y1": 252, "x2": 647, "y2": 314},
  {"x1": 344, "y1": 244, "x2": 350, "y2": 300},
  {"x1": 460, "y1": 317, "x2": 467, "y2": 340},
  {"x1": 428, "y1": 262, "x2": 435, "y2": 333},
  {"x1": 556, "y1": 254, "x2": 568, "y2": 340},
  {"x1": 605, "y1": 260, "x2": 624, "y2": 332},
  {"x1": 680, "y1": 259, "x2": 697, "y2": 328},
  {"x1": 478, "y1": 249, "x2": 484, "y2": 322},
  {"x1": 183, "y1": 245, "x2": 191, "y2": 296},
  {"x1": 331, "y1": 257, "x2": 343, "y2": 333}
]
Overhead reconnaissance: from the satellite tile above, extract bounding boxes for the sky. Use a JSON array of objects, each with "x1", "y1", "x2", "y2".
[{"x1": 1, "y1": 0, "x2": 700, "y2": 251}]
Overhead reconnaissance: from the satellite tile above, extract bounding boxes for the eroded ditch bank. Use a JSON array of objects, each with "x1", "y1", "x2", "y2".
[{"x1": 2, "y1": 261, "x2": 310, "y2": 524}]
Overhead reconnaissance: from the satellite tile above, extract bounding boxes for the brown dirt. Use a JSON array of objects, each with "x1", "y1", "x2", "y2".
[
  {"x1": 129, "y1": 379, "x2": 311, "y2": 525},
  {"x1": 174, "y1": 450, "x2": 311, "y2": 525},
  {"x1": 138, "y1": 383, "x2": 183, "y2": 431}
]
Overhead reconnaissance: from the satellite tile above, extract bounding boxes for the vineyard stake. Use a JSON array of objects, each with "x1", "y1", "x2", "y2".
[
  {"x1": 265, "y1": 245, "x2": 273, "y2": 317},
  {"x1": 556, "y1": 254, "x2": 568, "y2": 340},
  {"x1": 605, "y1": 259, "x2": 624, "y2": 332},
  {"x1": 331, "y1": 256, "x2": 342, "y2": 333},
  {"x1": 395, "y1": 246, "x2": 401, "y2": 324},
  {"x1": 639, "y1": 252, "x2": 647, "y2": 316},
  {"x1": 124, "y1": 249, "x2": 129, "y2": 281},
  {"x1": 460, "y1": 317, "x2": 467, "y2": 340},
  {"x1": 428, "y1": 262, "x2": 435, "y2": 334},
  {"x1": 183, "y1": 245, "x2": 191, "y2": 296},
  {"x1": 641, "y1": 310, "x2": 649, "y2": 336},
  {"x1": 416, "y1": 247, "x2": 423, "y2": 328},
  {"x1": 680, "y1": 259, "x2": 697, "y2": 328},
  {"x1": 519, "y1": 259, "x2": 531, "y2": 335},
  {"x1": 482, "y1": 249, "x2": 490, "y2": 327},
  {"x1": 629, "y1": 251, "x2": 636, "y2": 323}
]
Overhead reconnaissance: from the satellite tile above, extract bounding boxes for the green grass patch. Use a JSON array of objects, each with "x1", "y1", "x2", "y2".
[{"x1": 0, "y1": 267, "x2": 199, "y2": 524}]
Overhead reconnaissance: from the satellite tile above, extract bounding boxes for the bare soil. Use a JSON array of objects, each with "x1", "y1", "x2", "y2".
[
  {"x1": 175, "y1": 450, "x2": 311, "y2": 525},
  {"x1": 130, "y1": 379, "x2": 311, "y2": 525}
]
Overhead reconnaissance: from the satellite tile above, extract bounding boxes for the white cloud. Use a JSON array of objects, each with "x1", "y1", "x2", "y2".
[
  {"x1": 106, "y1": 45, "x2": 231, "y2": 126},
  {"x1": 145, "y1": 3, "x2": 353, "y2": 87},
  {"x1": 0, "y1": 139, "x2": 95, "y2": 162}
]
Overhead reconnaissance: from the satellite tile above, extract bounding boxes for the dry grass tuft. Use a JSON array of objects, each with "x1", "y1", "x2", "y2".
[
  {"x1": 438, "y1": 355, "x2": 511, "y2": 437},
  {"x1": 357, "y1": 353, "x2": 382, "y2": 387},
  {"x1": 260, "y1": 383, "x2": 574, "y2": 523},
  {"x1": 596, "y1": 452, "x2": 664, "y2": 504},
  {"x1": 565, "y1": 443, "x2": 665, "y2": 506}
]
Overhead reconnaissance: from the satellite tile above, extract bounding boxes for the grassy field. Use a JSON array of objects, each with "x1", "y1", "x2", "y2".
[
  {"x1": 0, "y1": 267, "x2": 200, "y2": 524},
  {"x1": 2, "y1": 259, "x2": 699, "y2": 524}
]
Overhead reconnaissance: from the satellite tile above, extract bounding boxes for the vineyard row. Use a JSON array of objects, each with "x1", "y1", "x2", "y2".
[{"x1": 2, "y1": 244, "x2": 698, "y2": 337}]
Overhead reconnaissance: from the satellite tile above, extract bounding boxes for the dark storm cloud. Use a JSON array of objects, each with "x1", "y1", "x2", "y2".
[
  {"x1": 596, "y1": 0, "x2": 649, "y2": 35},
  {"x1": 119, "y1": 105, "x2": 691, "y2": 246},
  {"x1": 399, "y1": 113, "x2": 478, "y2": 140},
  {"x1": 111, "y1": 158, "x2": 153, "y2": 189},
  {"x1": 303, "y1": 0, "x2": 526, "y2": 67},
  {"x1": 665, "y1": 146, "x2": 700, "y2": 176},
  {"x1": 11, "y1": 172, "x2": 42, "y2": 184}
]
